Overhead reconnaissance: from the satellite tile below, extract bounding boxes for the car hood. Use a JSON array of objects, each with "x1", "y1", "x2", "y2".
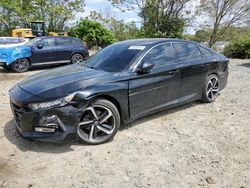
[{"x1": 18, "y1": 64, "x2": 114, "y2": 99}]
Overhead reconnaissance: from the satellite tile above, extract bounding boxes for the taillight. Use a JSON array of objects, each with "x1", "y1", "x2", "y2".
[{"x1": 83, "y1": 42, "x2": 88, "y2": 49}]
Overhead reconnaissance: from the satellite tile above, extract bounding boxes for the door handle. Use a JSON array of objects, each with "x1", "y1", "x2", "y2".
[
  {"x1": 200, "y1": 63, "x2": 208, "y2": 67},
  {"x1": 168, "y1": 70, "x2": 178, "y2": 74}
]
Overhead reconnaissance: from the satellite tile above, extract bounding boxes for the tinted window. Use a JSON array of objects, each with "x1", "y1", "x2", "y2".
[
  {"x1": 41, "y1": 38, "x2": 55, "y2": 47},
  {"x1": 174, "y1": 43, "x2": 201, "y2": 62},
  {"x1": 84, "y1": 44, "x2": 143, "y2": 72},
  {"x1": 25, "y1": 38, "x2": 41, "y2": 46},
  {"x1": 198, "y1": 46, "x2": 213, "y2": 58},
  {"x1": 143, "y1": 43, "x2": 175, "y2": 67},
  {"x1": 56, "y1": 38, "x2": 72, "y2": 46},
  {"x1": 0, "y1": 38, "x2": 4, "y2": 44},
  {"x1": 72, "y1": 38, "x2": 81, "y2": 45}
]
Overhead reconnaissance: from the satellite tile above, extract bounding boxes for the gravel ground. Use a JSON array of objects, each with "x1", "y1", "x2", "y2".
[{"x1": 0, "y1": 59, "x2": 249, "y2": 188}]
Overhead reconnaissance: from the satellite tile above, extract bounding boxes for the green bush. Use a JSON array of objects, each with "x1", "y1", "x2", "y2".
[
  {"x1": 223, "y1": 34, "x2": 250, "y2": 59},
  {"x1": 69, "y1": 19, "x2": 116, "y2": 48}
]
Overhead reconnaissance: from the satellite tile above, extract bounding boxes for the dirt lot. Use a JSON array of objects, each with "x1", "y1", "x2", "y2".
[{"x1": 0, "y1": 59, "x2": 249, "y2": 188}]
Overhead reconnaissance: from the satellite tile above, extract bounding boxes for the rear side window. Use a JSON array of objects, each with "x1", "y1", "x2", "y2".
[
  {"x1": 174, "y1": 43, "x2": 201, "y2": 62},
  {"x1": 198, "y1": 46, "x2": 213, "y2": 58},
  {"x1": 143, "y1": 43, "x2": 175, "y2": 67},
  {"x1": 71, "y1": 39, "x2": 81, "y2": 45},
  {"x1": 56, "y1": 38, "x2": 72, "y2": 46}
]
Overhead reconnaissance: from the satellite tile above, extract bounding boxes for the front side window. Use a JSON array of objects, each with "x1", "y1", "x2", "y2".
[
  {"x1": 174, "y1": 43, "x2": 201, "y2": 62},
  {"x1": 25, "y1": 37, "x2": 41, "y2": 46},
  {"x1": 84, "y1": 43, "x2": 143, "y2": 72},
  {"x1": 142, "y1": 43, "x2": 175, "y2": 67},
  {"x1": 41, "y1": 38, "x2": 55, "y2": 47}
]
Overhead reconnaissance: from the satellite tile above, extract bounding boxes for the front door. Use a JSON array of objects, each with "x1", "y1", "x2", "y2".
[
  {"x1": 129, "y1": 43, "x2": 181, "y2": 118},
  {"x1": 30, "y1": 37, "x2": 56, "y2": 64}
]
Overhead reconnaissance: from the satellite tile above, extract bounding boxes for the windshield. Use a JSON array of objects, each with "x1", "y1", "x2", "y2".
[
  {"x1": 84, "y1": 43, "x2": 144, "y2": 72},
  {"x1": 25, "y1": 38, "x2": 41, "y2": 46}
]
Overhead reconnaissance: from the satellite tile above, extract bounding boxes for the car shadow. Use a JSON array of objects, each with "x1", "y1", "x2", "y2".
[
  {"x1": 4, "y1": 119, "x2": 83, "y2": 154},
  {"x1": 239, "y1": 61, "x2": 250, "y2": 68},
  {"x1": 4, "y1": 101, "x2": 202, "y2": 153}
]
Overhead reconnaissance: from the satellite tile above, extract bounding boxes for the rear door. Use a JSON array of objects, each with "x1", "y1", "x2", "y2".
[
  {"x1": 173, "y1": 42, "x2": 209, "y2": 100},
  {"x1": 54, "y1": 37, "x2": 73, "y2": 62},
  {"x1": 30, "y1": 37, "x2": 56, "y2": 64},
  {"x1": 129, "y1": 43, "x2": 181, "y2": 118}
]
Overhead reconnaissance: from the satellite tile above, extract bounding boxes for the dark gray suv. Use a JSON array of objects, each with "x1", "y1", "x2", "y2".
[{"x1": 1, "y1": 36, "x2": 89, "y2": 72}]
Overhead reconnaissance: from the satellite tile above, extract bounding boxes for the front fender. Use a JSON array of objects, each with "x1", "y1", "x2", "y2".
[{"x1": 71, "y1": 81, "x2": 129, "y2": 121}]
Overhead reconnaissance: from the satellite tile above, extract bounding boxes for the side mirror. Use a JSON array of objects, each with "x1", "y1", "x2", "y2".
[
  {"x1": 135, "y1": 61, "x2": 154, "y2": 74},
  {"x1": 37, "y1": 44, "x2": 43, "y2": 49}
]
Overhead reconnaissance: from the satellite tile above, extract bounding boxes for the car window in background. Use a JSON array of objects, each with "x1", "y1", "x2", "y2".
[
  {"x1": 56, "y1": 37, "x2": 72, "y2": 46},
  {"x1": 5, "y1": 38, "x2": 20, "y2": 44},
  {"x1": 71, "y1": 38, "x2": 82, "y2": 45},
  {"x1": 198, "y1": 46, "x2": 213, "y2": 58},
  {"x1": 0, "y1": 38, "x2": 4, "y2": 44},
  {"x1": 174, "y1": 43, "x2": 202, "y2": 62},
  {"x1": 41, "y1": 38, "x2": 55, "y2": 47},
  {"x1": 84, "y1": 44, "x2": 143, "y2": 72},
  {"x1": 143, "y1": 43, "x2": 175, "y2": 67},
  {"x1": 25, "y1": 38, "x2": 42, "y2": 46}
]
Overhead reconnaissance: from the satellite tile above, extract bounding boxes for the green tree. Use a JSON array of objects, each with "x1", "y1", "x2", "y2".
[
  {"x1": 69, "y1": 19, "x2": 116, "y2": 48},
  {"x1": 199, "y1": 0, "x2": 250, "y2": 47},
  {"x1": 0, "y1": 0, "x2": 85, "y2": 36},
  {"x1": 90, "y1": 10, "x2": 143, "y2": 41},
  {"x1": 110, "y1": 0, "x2": 190, "y2": 38}
]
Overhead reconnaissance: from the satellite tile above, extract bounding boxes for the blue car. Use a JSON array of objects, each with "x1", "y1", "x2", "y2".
[{"x1": 0, "y1": 36, "x2": 89, "y2": 72}]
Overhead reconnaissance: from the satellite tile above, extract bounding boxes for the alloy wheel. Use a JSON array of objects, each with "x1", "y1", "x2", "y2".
[
  {"x1": 77, "y1": 105, "x2": 116, "y2": 143},
  {"x1": 71, "y1": 54, "x2": 84, "y2": 64},
  {"x1": 14, "y1": 58, "x2": 29, "y2": 72},
  {"x1": 206, "y1": 76, "x2": 219, "y2": 101}
]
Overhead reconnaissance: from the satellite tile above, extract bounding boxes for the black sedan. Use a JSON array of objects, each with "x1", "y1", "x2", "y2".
[
  {"x1": 9, "y1": 39, "x2": 229, "y2": 144},
  {"x1": 1, "y1": 36, "x2": 89, "y2": 72}
]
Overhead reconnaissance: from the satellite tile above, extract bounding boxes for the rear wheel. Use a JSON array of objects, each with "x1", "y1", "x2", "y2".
[
  {"x1": 71, "y1": 53, "x2": 84, "y2": 64},
  {"x1": 201, "y1": 74, "x2": 220, "y2": 103},
  {"x1": 77, "y1": 99, "x2": 120, "y2": 144},
  {"x1": 11, "y1": 58, "x2": 30, "y2": 73}
]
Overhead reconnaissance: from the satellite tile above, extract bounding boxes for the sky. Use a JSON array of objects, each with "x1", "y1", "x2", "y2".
[
  {"x1": 77, "y1": 0, "x2": 140, "y2": 23},
  {"x1": 76, "y1": 0, "x2": 204, "y2": 35}
]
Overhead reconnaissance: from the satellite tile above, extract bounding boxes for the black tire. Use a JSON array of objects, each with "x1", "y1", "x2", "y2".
[
  {"x1": 3, "y1": 64, "x2": 11, "y2": 71},
  {"x1": 11, "y1": 58, "x2": 30, "y2": 73},
  {"x1": 201, "y1": 74, "x2": 220, "y2": 103},
  {"x1": 70, "y1": 53, "x2": 84, "y2": 64},
  {"x1": 77, "y1": 99, "x2": 120, "y2": 145}
]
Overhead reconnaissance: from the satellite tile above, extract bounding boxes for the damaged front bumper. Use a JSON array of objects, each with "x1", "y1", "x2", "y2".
[
  {"x1": 9, "y1": 85, "x2": 87, "y2": 143},
  {"x1": 11, "y1": 101, "x2": 83, "y2": 143}
]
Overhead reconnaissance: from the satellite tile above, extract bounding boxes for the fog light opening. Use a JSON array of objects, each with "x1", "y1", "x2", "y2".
[{"x1": 35, "y1": 127, "x2": 56, "y2": 133}]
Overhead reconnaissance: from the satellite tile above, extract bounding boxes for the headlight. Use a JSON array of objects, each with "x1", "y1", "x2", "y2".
[{"x1": 28, "y1": 93, "x2": 76, "y2": 110}]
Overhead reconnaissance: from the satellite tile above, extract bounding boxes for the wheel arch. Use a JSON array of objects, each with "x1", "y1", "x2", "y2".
[
  {"x1": 90, "y1": 94, "x2": 122, "y2": 118},
  {"x1": 70, "y1": 51, "x2": 85, "y2": 59}
]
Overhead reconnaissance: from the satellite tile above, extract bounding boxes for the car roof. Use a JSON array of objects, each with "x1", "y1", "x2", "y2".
[{"x1": 114, "y1": 38, "x2": 200, "y2": 48}]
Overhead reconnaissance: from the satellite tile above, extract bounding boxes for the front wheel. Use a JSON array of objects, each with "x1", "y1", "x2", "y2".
[
  {"x1": 77, "y1": 99, "x2": 120, "y2": 145},
  {"x1": 11, "y1": 58, "x2": 30, "y2": 73},
  {"x1": 201, "y1": 74, "x2": 220, "y2": 103}
]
